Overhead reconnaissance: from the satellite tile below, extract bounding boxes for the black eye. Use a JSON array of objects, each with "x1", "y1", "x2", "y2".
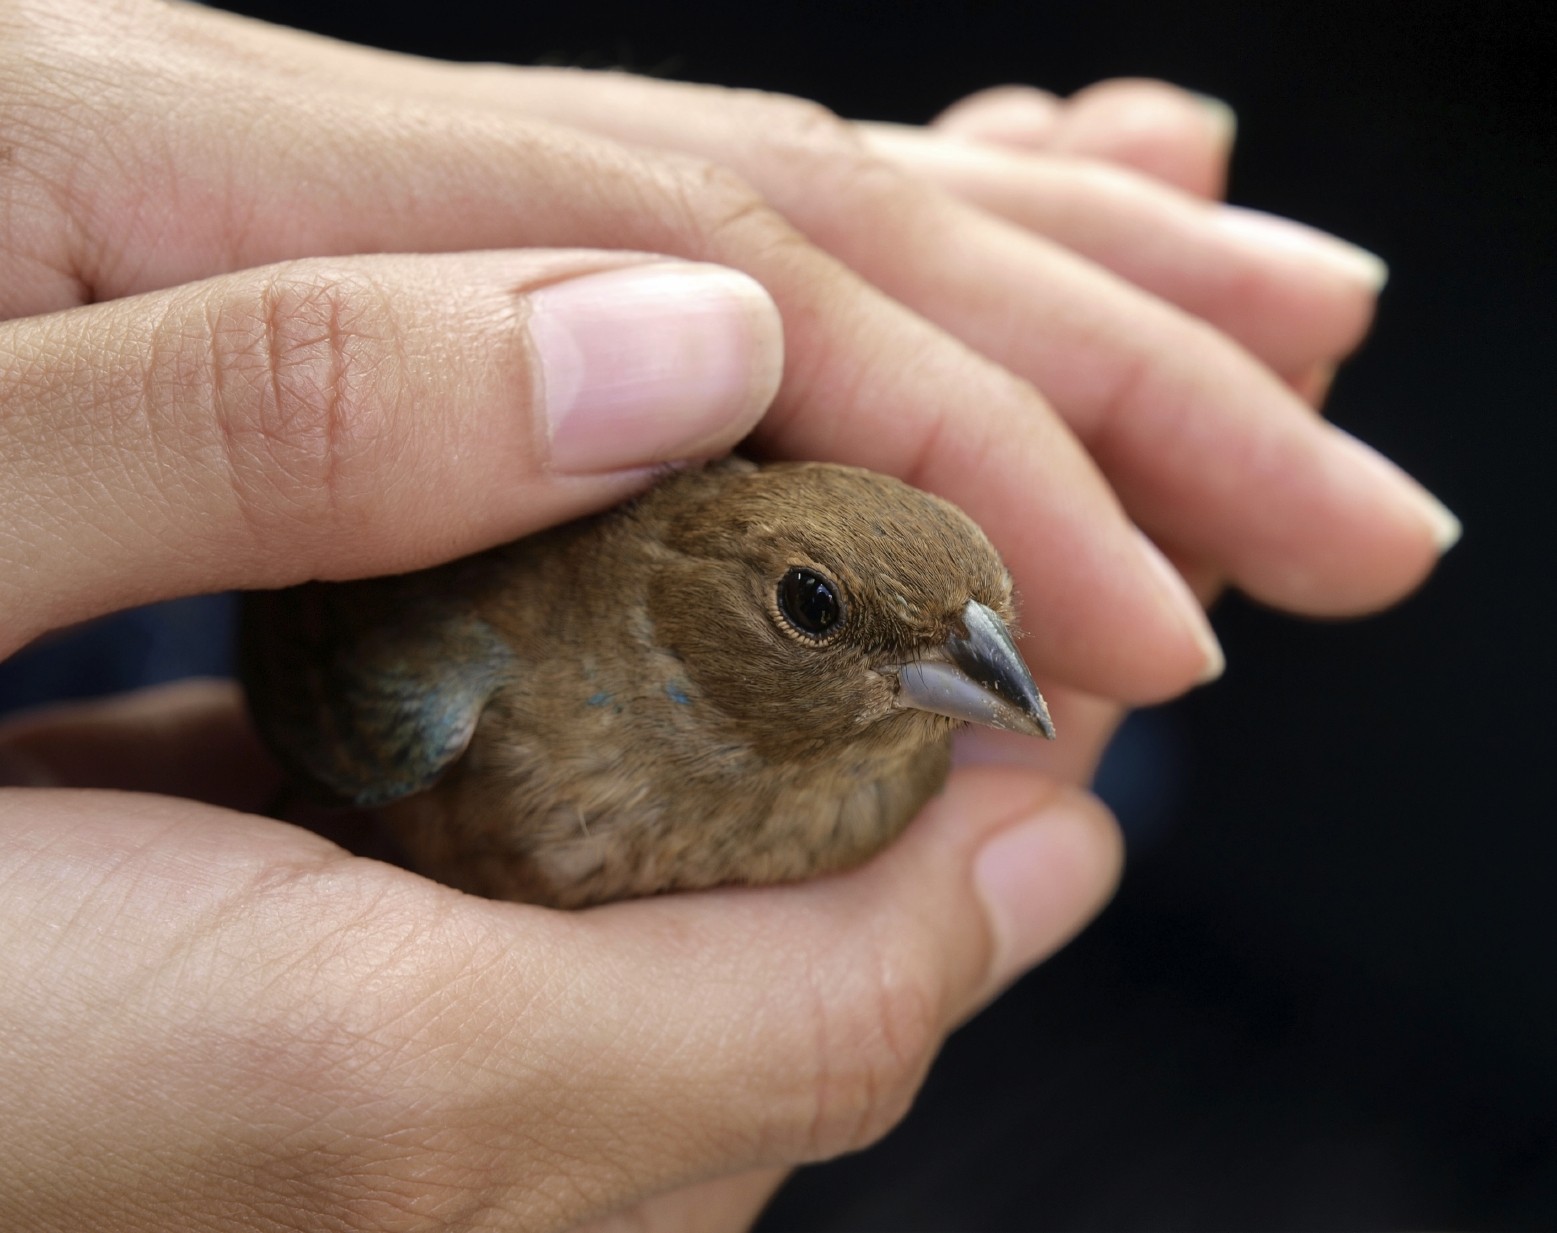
[{"x1": 778, "y1": 567, "x2": 843, "y2": 639}]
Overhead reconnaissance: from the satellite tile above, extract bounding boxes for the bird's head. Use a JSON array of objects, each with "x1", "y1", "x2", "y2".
[{"x1": 641, "y1": 461, "x2": 1053, "y2": 762}]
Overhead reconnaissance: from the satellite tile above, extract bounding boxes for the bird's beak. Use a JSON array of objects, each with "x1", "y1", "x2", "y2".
[{"x1": 890, "y1": 600, "x2": 1056, "y2": 739}]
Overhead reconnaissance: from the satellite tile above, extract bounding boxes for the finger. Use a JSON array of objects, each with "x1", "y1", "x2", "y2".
[
  {"x1": 1290, "y1": 362, "x2": 1339, "y2": 409},
  {"x1": 955, "y1": 538, "x2": 1227, "y2": 786},
  {"x1": 929, "y1": 85, "x2": 1066, "y2": 147},
  {"x1": 8, "y1": 6, "x2": 1223, "y2": 702},
  {"x1": 0, "y1": 769, "x2": 1119, "y2": 1227},
  {"x1": 0, "y1": 252, "x2": 782, "y2": 652},
  {"x1": 932, "y1": 79, "x2": 1237, "y2": 201},
  {"x1": 573, "y1": 1168, "x2": 788, "y2": 1233},
  {"x1": 859, "y1": 123, "x2": 1385, "y2": 374},
  {"x1": 390, "y1": 68, "x2": 1456, "y2": 615},
  {"x1": 753, "y1": 166, "x2": 1452, "y2": 617},
  {"x1": 955, "y1": 685, "x2": 1129, "y2": 787},
  {"x1": 0, "y1": 679, "x2": 431, "y2": 863},
  {"x1": 0, "y1": 679, "x2": 276, "y2": 809}
]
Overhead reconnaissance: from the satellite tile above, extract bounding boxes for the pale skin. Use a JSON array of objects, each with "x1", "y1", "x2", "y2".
[{"x1": 0, "y1": 1, "x2": 1457, "y2": 1229}]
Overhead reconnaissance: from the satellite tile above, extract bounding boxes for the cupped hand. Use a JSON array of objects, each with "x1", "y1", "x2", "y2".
[
  {"x1": 4, "y1": 0, "x2": 1457, "y2": 702},
  {"x1": 0, "y1": 1, "x2": 1458, "y2": 1228},
  {"x1": 0, "y1": 680, "x2": 1120, "y2": 1233}
]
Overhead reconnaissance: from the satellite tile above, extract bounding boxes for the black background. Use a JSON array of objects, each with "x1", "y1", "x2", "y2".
[{"x1": 22, "y1": 1, "x2": 1557, "y2": 1227}]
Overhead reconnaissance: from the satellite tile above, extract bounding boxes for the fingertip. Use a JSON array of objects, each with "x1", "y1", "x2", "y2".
[
  {"x1": 930, "y1": 85, "x2": 1064, "y2": 147},
  {"x1": 1132, "y1": 529, "x2": 1226, "y2": 685},
  {"x1": 953, "y1": 685, "x2": 1129, "y2": 787},
  {"x1": 1188, "y1": 92, "x2": 1239, "y2": 148},
  {"x1": 930, "y1": 80, "x2": 1236, "y2": 202},
  {"x1": 1235, "y1": 426, "x2": 1460, "y2": 615},
  {"x1": 869, "y1": 766, "x2": 1122, "y2": 1014},
  {"x1": 1328, "y1": 428, "x2": 1462, "y2": 577},
  {"x1": 970, "y1": 785, "x2": 1123, "y2": 997},
  {"x1": 1212, "y1": 206, "x2": 1389, "y2": 294},
  {"x1": 1004, "y1": 509, "x2": 1226, "y2": 706},
  {"x1": 1423, "y1": 494, "x2": 1464, "y2": 554},
  {"x1": 1056, "y1": 78, "x2": 1235, "y2": 199}
]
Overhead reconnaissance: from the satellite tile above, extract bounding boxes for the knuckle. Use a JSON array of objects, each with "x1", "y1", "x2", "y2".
[
  {"x1": 654, "y1": 150, "x2": 797, "y2": 255},
  {"x1": 737, "y1": 90, "x2": 906, "y2": 184},
  {"x1": 648, "y1": 91, "x2": 917, "y2": 258},
  {"x1": 787, "y1": 944, "x2": 943, "y2": 1159},
  {"x1": 739, "y1": 90, "x2": 899, "y2": 191},
  {"x1": 729, "y1": 91, "x2": 928, "y2": 242},
  {"x1": 736, "y1": 90, "x2": 864, "y2": 159},
  {"x1": 203, "y1": 263, "x2": 404, "y2": 538}
]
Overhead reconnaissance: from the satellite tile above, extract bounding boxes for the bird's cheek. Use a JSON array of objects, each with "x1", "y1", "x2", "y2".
[{"x1": 858, "y1": 667, "x2": 906, "y2": 725}]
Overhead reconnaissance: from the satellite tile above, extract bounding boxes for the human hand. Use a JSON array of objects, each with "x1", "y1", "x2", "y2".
[
  {"x1": 3, "y1": 0, "x2": 1455, "y2": 695},
  {"x1": 0, "y1": 0, "x2": 1456, "y2": 1227},
  {"x1": 0, "y1": 681, "x2": 1118, "y2": 1232}
]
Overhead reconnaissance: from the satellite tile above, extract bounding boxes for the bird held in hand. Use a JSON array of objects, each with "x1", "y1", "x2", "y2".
[{"x1": 240, "y1": 459, "x2": 1054, "y2": 908}]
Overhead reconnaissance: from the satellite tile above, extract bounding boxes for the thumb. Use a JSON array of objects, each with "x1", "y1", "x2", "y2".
[{"x1": 0, "y1": 251, "x2": 782, "y2": 654}]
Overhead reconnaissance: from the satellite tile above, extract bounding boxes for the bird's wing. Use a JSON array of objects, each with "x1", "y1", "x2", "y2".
[{"x1": 239, "y1": 583, "x2": 514, "y2": 807}]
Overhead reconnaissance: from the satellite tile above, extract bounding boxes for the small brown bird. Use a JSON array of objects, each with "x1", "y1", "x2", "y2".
[{"x1": 240, "y1": 459, "x2": 1053, "y2": 908}]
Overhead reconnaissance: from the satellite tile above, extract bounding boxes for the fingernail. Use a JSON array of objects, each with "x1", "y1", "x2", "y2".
[
  {"x1": 1214, "y1": 206, "x2": 1389, "y2": 291},
  {"x1": 973, "y1": 801, "x2": 1119, "y2": 990},
  {"x1": 1134, "y1": 531, "x2": 1226, "y2": 683},
  {"x1": 1189, "y1": 92, "x2": 1238, "y2": 146},
  {"x1": 530, "y1": 263, "x2": 784, "y2": 474},
  {"x1": 1332, "y1": 429, "x2": 1463, "y2": 553}
]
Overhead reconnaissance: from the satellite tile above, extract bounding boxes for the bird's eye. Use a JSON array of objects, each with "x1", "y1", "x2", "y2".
[{"x1": 777, "y1": 567, "x2": 843, "y2": 640}]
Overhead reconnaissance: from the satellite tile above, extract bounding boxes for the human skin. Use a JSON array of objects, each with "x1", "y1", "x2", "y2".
[{"x1": 0, "y1": 2, "x2": 1456, "y2": 1229}]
